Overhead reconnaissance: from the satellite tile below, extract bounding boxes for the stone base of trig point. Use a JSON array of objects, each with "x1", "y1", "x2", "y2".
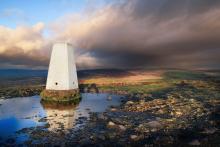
[{"x1": 40, "y1": 89, "x2": 81, "y2": 104}]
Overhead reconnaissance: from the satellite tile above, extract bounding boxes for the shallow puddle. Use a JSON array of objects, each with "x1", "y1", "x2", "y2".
[{"x1": 0, "y1": 93, "x2": 122, "y2": 143}]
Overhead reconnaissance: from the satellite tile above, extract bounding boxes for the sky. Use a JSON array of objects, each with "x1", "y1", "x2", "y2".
[{"x1": 0, "y1": 0, "x2": 220, "y2": 70}]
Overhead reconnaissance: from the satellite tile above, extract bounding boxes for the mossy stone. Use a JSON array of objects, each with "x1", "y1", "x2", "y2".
[{"x1": 40, "y1": 89, "x2": 81, "y2": 104}]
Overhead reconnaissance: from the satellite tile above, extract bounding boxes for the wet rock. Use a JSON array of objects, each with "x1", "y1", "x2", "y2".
[
  {"x1": 202, "y1": 128, "x2": 218, "y2": 134},
  {"x1": 107, "y1": 96, "x2": 112, "y2": 101},
  {"x1": 107, "y1": 121, "x2": 116, "y2": 128},
  {"x1": 98, "y1": 134, "x2": 106, "y2": 140},
  {"x1": 146, "y1": 121, "x2": 162, "y2": 128},
  {"x1": 139, "y1": 100, "x2": 145, "y2": 105},
  {"x1": 110, "y1": 108, "x2": 117, "y2": 112},
  {"x1": 107, "y1": 132, "x2": 117, "y2": 139},
  {"x1": 80, "y1": 138, "x2": 91, "y2": 145},
  {"x1": 97, "y1": 113, "x2": 107, "y2": 120},
  {"x1": 130, "y1": 135, "x2": 139, "y2": 141},
  {"x1": 126, "y1": 101, "x2": 134, "y2": 105},
  {"x1": 44, "y1": 123, "x2": 50, "y2": 128},
  {"x1": 189, "y1": 139, "x2": 200, "y2": 146},
  {"x1": 179, "y1": 80, "x2": 188, "y2": 87},
  {"x1": 38, "y1": 117, "x2": 47, "y2": 122},
  {"x1": 85, "y1": 108, "x2": 90, "y2": 111},
  {"x1": 171, "y1": 110, "x2": 183, "y2": 117},
  {"x1": 135, "y1": 124, "x2": 150, "y2": 133},
  {"x1": 118, "y1": 125, "x2": 126, "y2": 131}
]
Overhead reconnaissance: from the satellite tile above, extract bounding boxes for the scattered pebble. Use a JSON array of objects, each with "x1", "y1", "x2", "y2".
[
  {"x1": 202, "y1": 128, "x2": 218, "y2": 134},
  {"x1": 118, "y1": 125, "x2": 126, "y2": 131},
  {"x1": 126, "y1": 101, "x2": 134, "y2": 105},
  {"x1": 107, "y1": 121, "x2": 116, "y2": 128},
  {"x1": 146, "y1": 121, "x2": 162, "y2": 128},
  {"x1": 189, "y1": 139, "x2": 200, "y2": 146},
  {"x1": 130, "y1": 135, "x2": 138, "y2": 141},
  {"x1": 107, "y1": 96, "x2": 112, "y2": 101},
  {"x1": 110, "y1": 108, "x2": 117, "y2": 112}
]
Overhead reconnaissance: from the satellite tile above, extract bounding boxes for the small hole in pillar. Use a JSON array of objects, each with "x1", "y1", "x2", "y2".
[
  {"x1": 73, "y1": 82, "x2": 74, "y2": 85},
  {"x1": 55, "y1": 82, "x2": 58, "y2": 85}
]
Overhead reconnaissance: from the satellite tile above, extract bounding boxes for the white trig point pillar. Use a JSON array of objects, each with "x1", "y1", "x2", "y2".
[
  {"x1": 46, "y1": 43, "x2": 78, "y2": 90},
  {"x1": 41, "y1": 42, "x2": 80, "y2": 104}
]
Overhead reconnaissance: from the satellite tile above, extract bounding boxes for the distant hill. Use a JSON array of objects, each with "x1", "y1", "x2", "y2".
[
  {"x1": 0, "y1": 69, "x2": 132, "y2": 79},
  {"x1": 0, "y1": 69, "x2": 132, "y2": 87},
  {"x1": 0, "y1": 69, "x2": 48, "y2": 80}
]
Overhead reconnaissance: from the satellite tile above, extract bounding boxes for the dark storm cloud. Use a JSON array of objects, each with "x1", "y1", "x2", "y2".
[
  {"x1": 0, "y1": 50, "x2": 49, "y2": 68},
  {"x1": 63, "y1": 0, "x2": 220, "y2": 69},
  {"x1": 131, "y1": 0, "x2": 220, "y2": 19}
]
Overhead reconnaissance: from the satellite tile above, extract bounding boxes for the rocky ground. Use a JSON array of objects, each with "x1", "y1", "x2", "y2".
[
  {"x1": 0, "y1": 86, "x2": 44, "y2": 99},
  {"x1": 0, "y1": 74, "x2": 45, "y2": 99},
  {"x1": 1, "y1": 70, "x2": 220, "y2": 146}
]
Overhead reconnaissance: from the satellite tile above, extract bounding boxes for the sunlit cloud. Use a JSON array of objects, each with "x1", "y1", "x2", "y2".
[{"x1": 0, "y1": 22, "x2": 50, "y2": 68}]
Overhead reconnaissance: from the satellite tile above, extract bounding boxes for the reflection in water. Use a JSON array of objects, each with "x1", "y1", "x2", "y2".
[
  {"x1": 41, "y1": 93, "x2": 122, "y2": 131},
  {"x1": 41, "y1": 103, "x2": 78, "y2": 131},
  {"x1": 0, "y1": 93, "x2": 122, "y2": 143},
  {"x1": 0, "y1": 96, "x2": 46, "y2": 138}
]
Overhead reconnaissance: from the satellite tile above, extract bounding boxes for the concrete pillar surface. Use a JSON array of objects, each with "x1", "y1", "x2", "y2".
[{"x1": 46, "y1": 43, "x2": 78, "y2": 90}]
